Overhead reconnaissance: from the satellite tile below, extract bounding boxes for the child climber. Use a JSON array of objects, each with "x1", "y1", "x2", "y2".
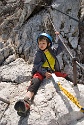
[{"x1": 14, "y1": 32, "x2": 72, "y2": 116}]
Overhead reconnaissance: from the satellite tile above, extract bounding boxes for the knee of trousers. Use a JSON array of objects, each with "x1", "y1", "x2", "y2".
[{"x1": 27, "y1": 78, "x2": 41, "y2": 94}]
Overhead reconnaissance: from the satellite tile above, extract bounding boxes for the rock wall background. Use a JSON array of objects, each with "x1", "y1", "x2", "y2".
[
  {"x1": 80, "y1": 0, "x2": 84, "y2": 63},
  {"x1": 0, "y1": 1, "x2": 84, "y2": 125},
  {"x1": 0, "y1": 0, "x2": 84, "y2": 83}
]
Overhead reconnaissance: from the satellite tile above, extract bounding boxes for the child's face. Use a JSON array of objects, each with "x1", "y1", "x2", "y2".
[{"x1": 38, "y1": 39, "x2": 48, "y2": 50}]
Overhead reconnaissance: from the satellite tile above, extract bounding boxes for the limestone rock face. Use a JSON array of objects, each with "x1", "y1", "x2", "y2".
[
  {"x1": 0, "y1": 58, "x2": 84, "y2": 125},
  {"x1": 0, "y1": 0, "x2": 84, "y2": 124},
  {"x1": 80, "y1": 0, "x2": 84, "y2": 63},
  {"x1": 0, "y1": 58, "x2": 32, "y2": 83},
  {"x1": 0, "y1": 0, "x2": 83, "y2": 84},
  {"x1": 0, "y1": 0, "x2": 83, "y2": 60}
]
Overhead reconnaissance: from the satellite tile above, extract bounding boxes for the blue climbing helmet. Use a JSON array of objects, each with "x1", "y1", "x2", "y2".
[{"x1": 37, "y1": 33, "x2": 53, "y2": 46}]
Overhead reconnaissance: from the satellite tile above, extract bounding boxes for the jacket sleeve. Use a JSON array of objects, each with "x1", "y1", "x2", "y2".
[
  {"x1": 31, "y1": 51, "x2": 47, "y2": 76},
  {"x1": 53, "y1": 39, "x2": 65, "y2": 56}
]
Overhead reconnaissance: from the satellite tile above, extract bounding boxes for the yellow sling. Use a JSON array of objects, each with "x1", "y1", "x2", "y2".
[{"x1": 42, "y1": 50, "x2": 55, "y2": 71}]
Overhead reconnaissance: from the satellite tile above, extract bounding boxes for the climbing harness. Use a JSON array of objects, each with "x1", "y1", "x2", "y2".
[{"x1": 52, "y1": 73, "x2": 84, "y2": 113}]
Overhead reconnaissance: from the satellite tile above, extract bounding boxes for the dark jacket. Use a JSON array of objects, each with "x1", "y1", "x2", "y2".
[{"x1": 31, "y1": 39, "x2": 65, "y2": 76}]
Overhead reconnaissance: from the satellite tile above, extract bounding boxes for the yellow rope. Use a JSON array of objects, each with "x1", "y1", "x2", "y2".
[{"x1": 57, "y1": 81, "x2": 84, "y2": 113}]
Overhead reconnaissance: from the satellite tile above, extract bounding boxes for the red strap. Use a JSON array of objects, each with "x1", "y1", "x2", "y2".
[
  {"x1": 54, "y1": 72, "x2": 68, "y2": 78},
  {"x1": 33, "y1": 72, "x2": 44, "y2": 81}
]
